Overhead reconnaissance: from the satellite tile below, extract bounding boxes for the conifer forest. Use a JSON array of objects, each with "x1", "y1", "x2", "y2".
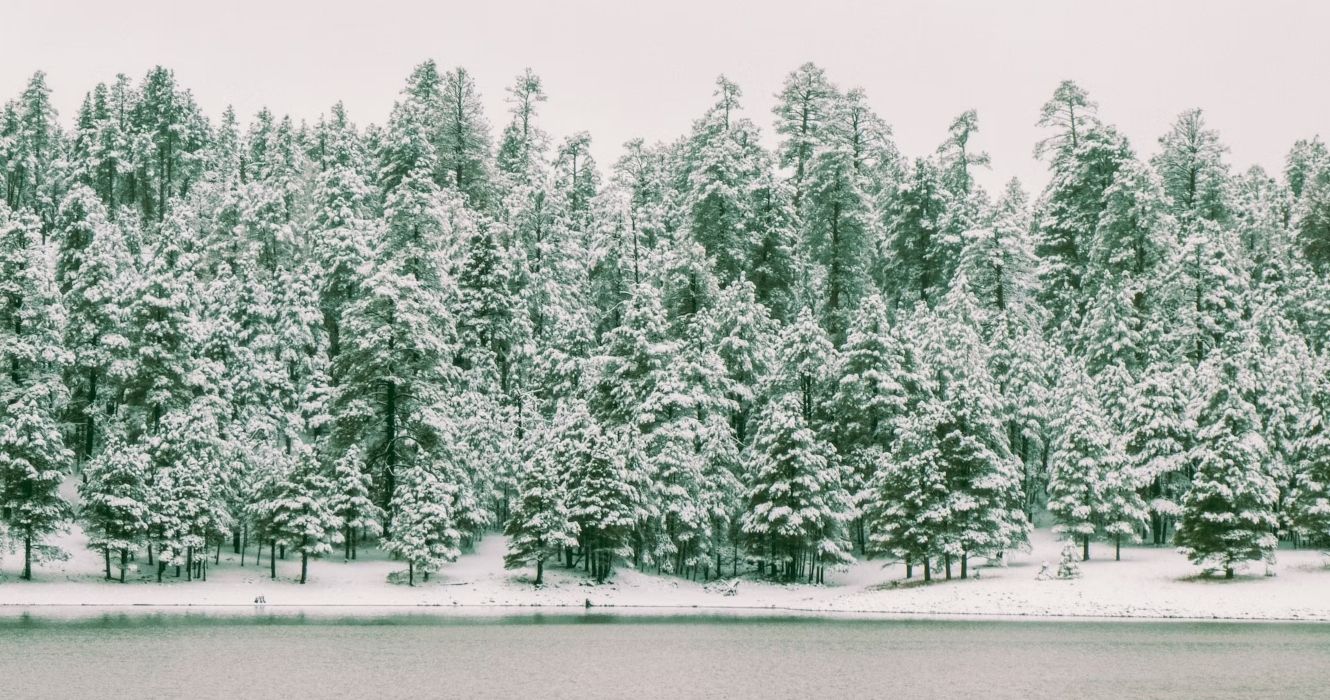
[{"x1": 5, "y1": 60, "x2": 1330, "y2": 590}]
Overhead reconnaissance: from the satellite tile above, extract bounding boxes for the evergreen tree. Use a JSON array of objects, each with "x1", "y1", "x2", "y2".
[
  {"x1": 327, "y1": 445, "x2": 384, "y2": 560},
  {"x1": 256, "y1": 446, "x2": 341, "y2": 584},
  {"x1": 742, "y1": 394, "x2": 853, "y2": 582},
  {"x1": 79, "y1": 437, "x2": 151, "y2": 581},
  {"x1": 570, "y1": 427, "x2": 642, "y2": 583},
  {"x1": 1122, "y1": 363, "x2": 1192, "y2": 544},
  {"x1": 1175, "y1": 356, "x2": 1279, "y2": 578},
  {"x1": 504, "y1": 421, "x2": 578, "y2": 585},
  {"x1": 1047, "y1": 364, "x2": 1146, "y2": 560},
  {"x1": 439, "y1": 66, "x2": 493, "y2": 206},
  {"x1": 772, "y1": 63, "x2": 837, "y2": 207},
  {"x1": 1153, "y1": 109, "x2": 1231, "y2": 225},
  {"x1": 1289, "y1": 366, "x2": 1330, "y2": 546},
  {"x1": 385, "y1": 462, "x2": 461, "y2": 585},
  {"x1": 0, "y1": 209, "x2": 72, "y2": 579}
]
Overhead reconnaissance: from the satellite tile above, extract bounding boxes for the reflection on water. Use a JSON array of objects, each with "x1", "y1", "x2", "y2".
[{"x1": 1, "y1": 611, "x2": 1326, "y2": 699}]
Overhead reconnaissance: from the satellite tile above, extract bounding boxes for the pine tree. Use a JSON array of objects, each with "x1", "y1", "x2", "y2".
[
  {"x1": 803, "y1": 88, "x2": 891, "y2": 341},
  {"x1": 79, "y1": 437, "x2": 151, "y2": 581},
  {"x1": 829, "y1": 293, "x2": 910, "y2": 550},
  {"x1": 385, "y1": 462, "x2": 460, "y2": 586},
  {"x1": 1047, "y1": 364, "x2": 1145, "y2": 560},
  {"x1": 439, "y1": 66, "x2": 493, "y2": 206},
  {"x1": 884, "y1": 158, "x2": 952, "y2": 309},
  {"x1": 683, "y1": 76, "x2": 764, "y2": 283},
  {"x1": 327, "y1": 445, "x2": 384, "y2": 560},
  {"x1": 1153, "y1": 109, "x2": 1231, "y2": 225},
  {"x1": 129, "y1": 67, "x2": 209, "y2": 222},
  {"x1": 496, "y1": 69, "x2": 550, "y2": 184},
  {"x1": 1175, "y1": 356, "x2": 1279, "y2": 578},
  {"x1": 0, "y1": 209, "x2": 72, "y2": 579},
  {"x1": 742, "y1": 394, "x2": 852, "y2": 582},
  {"x1": 57, "y1": 188, "x2": 132, "y2": 465},
  {"x1": 773, "y1": 63, "x2": 837, "y2": 207},
  {"x1": 504, "y1": 421, "x2": 578, "y2": 585},
  {"x1": 1122, "y1": 363, "x2": 1192, "y2": 544},
  {"x1": 866, "y1": 406, "x2": 949, "y2": 581},
  {"x1": 569, "y1": 427, "x2": 642, "y2": 583},
  {"x1": 1289, "y1": 365, "x2": 1330, "y2": 546},
  {"x1": 1, "y1": 72, "x2": 62, "y2": 218},
  {"x1": 144, "y1": 400, "x2": 232, "y2": 582},
  {"x1": 259, "y1": 446, "x2": 342, "y2": 584}
]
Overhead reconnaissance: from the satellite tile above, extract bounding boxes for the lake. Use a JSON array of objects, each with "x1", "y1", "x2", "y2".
[{"x1": 0, "y1": 609, "x2": 1325, "y2": 698}]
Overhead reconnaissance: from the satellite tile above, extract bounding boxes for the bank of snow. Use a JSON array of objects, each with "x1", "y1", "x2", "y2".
[{"x1": 2, "y1": 524, "x2": 1328, "y2": 622}]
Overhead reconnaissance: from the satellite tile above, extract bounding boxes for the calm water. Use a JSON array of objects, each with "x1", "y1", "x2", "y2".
[{"x1": 0, "y1": 610, "x2": 1325, "y2": 699}]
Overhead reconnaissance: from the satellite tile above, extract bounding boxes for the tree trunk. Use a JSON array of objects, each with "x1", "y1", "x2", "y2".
[
  {"x1": 944, "y1": 554, "x2": 952, "y2": 581},
  {"x1": 269, "y1": 540, "x2": 277, "y2": 579},
  {"x1": 923, "y1": 557, "x2": 932, "y2": 583},
  {"x1": 1115, "y1": 535, "x2": 1121, "y2": 561},
  {"x1": 408, "y1": 561, "x2": 415, "y2": 587},
  {"x1": 1082, "y1": 535, "x2": 1090, "y2": 562},
  {"x1": 120, "y1": 549, "x2": 127, "y2": 583},
  {"x1": 186, "y1": 547, "x2": 193, "y2": 582},
  {"x1": 300, "y1": 552, "x2": 308, "y2": 584},
  {"x1": 535, "y1": 559, "x2": 544, "y2": 586},
  {"x1": 1225, "y1": 566, "x2": 1234, "y2": 580},
  {"x1": 23, "y1": 532, "x2": 32, "y2": 580},
  {"x1": 961, "y1": 553, "x2": 968, "y2": 580},
  {"x1": 104, "y1": 547, "x2": 112, "y2": 580}
]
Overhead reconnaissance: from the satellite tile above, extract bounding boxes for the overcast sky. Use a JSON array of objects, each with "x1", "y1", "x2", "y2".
[{"x1": 2, "y1": 0, "x2": 1327, "y2": 194}]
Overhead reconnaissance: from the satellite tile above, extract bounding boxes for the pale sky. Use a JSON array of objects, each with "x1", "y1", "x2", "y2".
[{"x1": 2, "y1": 0, "x2": 1327, "y2": 194}]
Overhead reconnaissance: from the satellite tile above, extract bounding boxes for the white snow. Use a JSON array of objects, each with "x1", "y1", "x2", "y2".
[{"x1": 3, "y1": 522, "x2": 1328, "y2": 622}]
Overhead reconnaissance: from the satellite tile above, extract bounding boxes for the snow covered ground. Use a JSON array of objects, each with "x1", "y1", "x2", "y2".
[{"x1": 2, "y1": 521, "x2": 1328, "y2": 621}]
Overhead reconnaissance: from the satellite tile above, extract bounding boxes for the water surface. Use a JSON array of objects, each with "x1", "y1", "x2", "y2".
[{"x1": 1, "y1": 610, "x2": 1323, "y2": 699}]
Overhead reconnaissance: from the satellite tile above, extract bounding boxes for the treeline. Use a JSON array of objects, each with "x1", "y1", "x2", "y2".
[{"x1": 1, "y1": 63, "x2": 1328, "y2": 586}]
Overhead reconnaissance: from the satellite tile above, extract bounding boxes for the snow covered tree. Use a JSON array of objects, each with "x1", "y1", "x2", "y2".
[
  {"x1": 865, "y1": 407, "x2": 948, "y2": 581},
  {"x1": 829, "y1": 293, "x2": 910, "y2": 549},
  {"x1": 1289, "y1": 365, "x2": 1330, "y2": 546},
  {"x1": 129, "y1": 66, "x2": 209, "y2": 222},
  {"x1": 742, "y1": 394, "x2": 853, "y2": 582},
  {"x1": 1175, "y1": 355, "x2": 1280, "y2": 578},
  {"x1": 56, "y1": 188, "x2": 132, "y2": 465},
  {"x1": 883, "y1": 158, "x2": 952, "y2": 309},
  {"x1": 0, "y1": 72, "x2": 62, "y2": 218},
  {"x1": 334, "y1": 85, "x2": 460, "y2": 511},
  {"x1": 1153, "y1": 109, "x2": 1231, "y2": 225},
  {"x1": 0, "y1": 209, "x2": 72, "y2": 579},
  {"x1": 504, "y1": 422, "x2": 578, "y2": 585},
  {"x1": 438, "y1": 66, "x2": 493, "y2": 206},
  {"x1": 1122, "y1": 363, "x2": 1192, "y2": 544},
  {"x1": 122, "y1": 228, "x2": 197, "y2": 435},
  {"x1": 1048, "y1": 364, "x2": 1146, "y2": 560},
  {"x1": 569, "y1": 426, "x2": 642, "y2": 583},
  {"x1": 79, "y1": 438, "x2": 150, "y2": 581},
  {"x1": 385, "y1": 462, "x2": 461, "y2": 586},
  {"x1": 772, "y1": 63, "x2": 837, "y2": 207},
  {"x1": 144, "y1": 400, "x2": 232, "y2": 582},
  {"x1": 1034, "y1": 81, "x2": 1130, "y2": 331},
  {"x1": 257, "y1": 446, "x2": 342, "y2": 584},
  {"x1": 682, "y1": 76, "x2": 764, "y2": 283},
  {"x1": 327, "y1": 444, "x2": 383, "y2": 560},
  {"x1": 802, "y1": 88, "x2": 891, "y2": 341},
  {"x1": 496, "y1": 68, "x2": 549, "y2": 183}
]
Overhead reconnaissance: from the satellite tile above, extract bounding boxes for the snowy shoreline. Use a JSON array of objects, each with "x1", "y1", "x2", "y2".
[
  {"x1": 1, "y1": 602, "x2": 1327, "y2": 624},
  {"x1": 2, "y1": 525, "x2": 1328, "y2": 623}
]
